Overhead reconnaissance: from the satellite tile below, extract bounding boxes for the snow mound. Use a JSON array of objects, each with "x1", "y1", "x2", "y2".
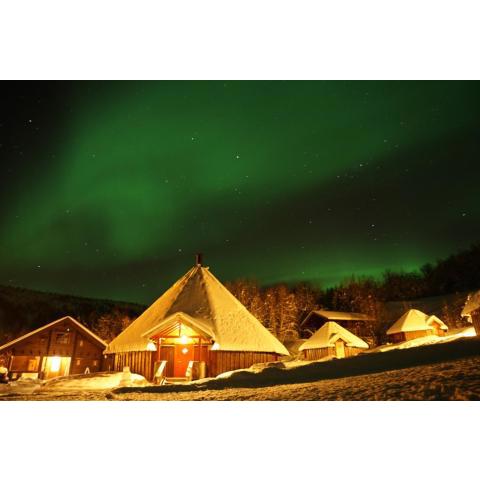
[
  {"x1": 43, "y1": 371, "x2": 150, "y2": 391},
  {"x1": 0, "y1": 377, "x2": 43, "y2": 396},
  {"x1": 111, "y1": 335, "x2": 480, "y2": 396}
]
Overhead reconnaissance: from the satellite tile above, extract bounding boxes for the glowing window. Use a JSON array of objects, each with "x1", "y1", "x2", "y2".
[
  {"x1": 55, "y1": 333, "x2": 71, "y2": 344},
  {"x1": 50, "y1": 356, "x2": 61, "y2": 372}
]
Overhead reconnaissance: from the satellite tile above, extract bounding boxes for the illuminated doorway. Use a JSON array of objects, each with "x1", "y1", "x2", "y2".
[
  {"x1": 42, "y1": 356, "x2": 71, "y2": 379},
  {"x1": 335, "y1": 340, "x2": 345, "y2": 359}
]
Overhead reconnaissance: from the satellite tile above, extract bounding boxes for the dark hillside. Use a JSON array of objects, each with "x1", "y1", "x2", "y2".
[{"x1": 0, "y1": 285, "x2": 145, "y2": 344}]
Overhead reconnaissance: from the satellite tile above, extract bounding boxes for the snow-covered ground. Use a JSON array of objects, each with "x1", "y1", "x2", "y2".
[
  {"x1": 1, "y1": 355, "x2": 478, "y2": 400},
  {"x1": 110, "y1": 356, "x2": 480, "y2": 401},
  {"x1": 367, "y1": 326, "x2": 476, "y2": 353},
  {"x1": 1, "y1": 333, "x2": 478, "y2": 401},
  {"x1": 0, "y1": 370, "x2": 149, "y2": 399}
]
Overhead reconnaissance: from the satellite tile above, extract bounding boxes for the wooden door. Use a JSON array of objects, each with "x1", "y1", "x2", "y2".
[
  {"x1": 159, "y1": 346, "x2": 175, "y2": 377},
  {"x1": 174, "y1": 344, "x2": 195, "y2": 377},
  {"x1": 335, "y1": 340, "x2": 345, "y2": 359}
]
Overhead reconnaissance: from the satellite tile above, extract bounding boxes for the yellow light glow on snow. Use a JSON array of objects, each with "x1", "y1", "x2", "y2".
[
  {"x1": 463, "y1": 327, "x2": 477, "y2": 337},
  {"x1": 50, "y1": 356, "x2": 61, "y2": 372}
]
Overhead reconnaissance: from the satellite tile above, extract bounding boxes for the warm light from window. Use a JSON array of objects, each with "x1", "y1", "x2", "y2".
[
  {"x1": 50, "y1": 356, "x2": 61, "y2": 372},
  {"x1": 180, "y1": 335, "x2": 189, "y2": 344}
]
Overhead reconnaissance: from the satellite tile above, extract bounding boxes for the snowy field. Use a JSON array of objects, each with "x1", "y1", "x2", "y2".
[
  {"x1": 111, "y1": 356, "x2": 480, "y2": 401},
  {"x1": 1, "y1": 336, "x2": 479, "y2": 401},
  {"x1": 0, "y1": 355, "x2": 478, "y2": 400}
]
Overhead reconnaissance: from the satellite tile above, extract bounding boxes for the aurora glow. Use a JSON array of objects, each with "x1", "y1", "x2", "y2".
[{"x1": 1, "y1": 81, "x2": 479, "y2": 302}]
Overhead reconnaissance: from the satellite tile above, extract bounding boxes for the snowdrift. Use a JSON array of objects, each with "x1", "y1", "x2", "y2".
[
  {"x1": 111, "y1": 336, "x2": 480, "y2": 396},
  {"x1": 370, "y1": 326, "x2": 476, "y2": 353},
  {"x1": 42, "y1": 371, "x2": 150, "y2": 391},
  {"x1": 0, "y1": 377, "x2": 43, "y2": 397}
]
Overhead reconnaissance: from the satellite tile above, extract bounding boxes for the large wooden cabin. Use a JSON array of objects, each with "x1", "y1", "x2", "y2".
[
  {"x1": 301, "y1": 310, "x2": 376, "y2": 345},
  {"x1": 105, "y1": 256, "x2": 289, "y2": 381},
  {"x1": 299, "y1": 321, "x2": 369, "y2": 360},
  {"x1": 0, "y1": 316, "x2": 107, "y2": 380},
  {"x1": 386, "y1": 309, "x2": 448, "y2": 343}
]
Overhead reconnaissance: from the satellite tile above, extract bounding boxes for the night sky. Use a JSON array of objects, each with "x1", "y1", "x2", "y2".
[{"x1": 1, "y1": 81, "x2": 479, "y2": 304}]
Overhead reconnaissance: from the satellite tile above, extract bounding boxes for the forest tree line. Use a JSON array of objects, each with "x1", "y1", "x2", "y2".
[
  {"x1": 2, "y1": 244, "x2": 479, "y2": 346},
  {"x1": 94, "y1": 243, "x2": 480, "y2": 345}
]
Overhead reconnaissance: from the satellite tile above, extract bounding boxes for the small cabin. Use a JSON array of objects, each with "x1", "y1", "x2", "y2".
[
  {"x1": 386, "y1": 309, "x2": 448, "y2": 343},
  {"x1": 301, "y1": 310, "x2": 375, "y2": 344},
  {"x1": 0, "y1": 316, "x2": 107, "y2": 380},
  {"x1": 299, "y1": 321, "x2": 369, "y2": 360},
  {"x1": 462, "y1": 291, "x2": 480, "y2": 336}
]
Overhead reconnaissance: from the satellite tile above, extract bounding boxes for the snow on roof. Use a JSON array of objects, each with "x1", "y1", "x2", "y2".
[
  {"x1": 105, "y1": 265, "x2": 289, "y2": 356},
  {"x1": 301, "y1": 309, "x2": 374, "y2": 326},
  {"x1": 426, "y1": 315, "x2": 448, "y2": 331},
  {"x1": 461, "y1": 290, "x2": 480, "y2": 317},
  {"x1": 386, "y1": 309, "x2": 448, "y2": 335},
  {"x1": 299, "y1": 321, "x2": 369, "y2": 351},
  {"x1": 0, "y1": 316, "x2": 107, "y2": 353}
]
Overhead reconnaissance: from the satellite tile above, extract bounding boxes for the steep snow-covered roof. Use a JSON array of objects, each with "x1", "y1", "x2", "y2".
[
  {"x1": 426, "y1": 315, "x2": 448, "y2": 331},
  {"x1": 461, "y1": 290, "x2": 480, "y2": 317},
  {"x1": 105, "y1": 265, "x2": 289, "y2": 356},
  {"x1": 301, "y1": 310, "x2": 374, "y2": 326},
  {"x1": 386, "y1": 309, "x2": 448, "y2": 335},
  {"x1": 0, "y1": 316, "x2": 107, "y2": 352},
  {"x1": 299, "y1": 321, "x2": 369, "y2": 351}
]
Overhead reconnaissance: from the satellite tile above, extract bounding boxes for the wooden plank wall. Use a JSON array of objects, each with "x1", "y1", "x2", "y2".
[
  {"x1": 404, "y1": 330, "x2": 431, "y2": 341},
  {"x1": 193, "y1": 345, "x2": 210, "y2": 361},
  {"x1": 112, "y1": 351, "x2": 155, "y2": 380},
  {"x1": 302, "y1": 347, "x2": 334, "y2": 360},
  {"x1": 344, "y1": 346, "x2": 365, "y2": 357},
  {"x1": 112, "y1": 350, "x2": 281, "y2": 379},
  {"x1": 303, "y1": 346, "x2": 364, "y2": 360},
  {"x1": 207, "y1": 351, "x2": 278, "y2": 377},
  {"x1": 471, "y1": 314, "x2": 480, "y2": 336}
]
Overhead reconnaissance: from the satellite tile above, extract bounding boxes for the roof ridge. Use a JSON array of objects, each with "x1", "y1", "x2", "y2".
[{"x1": 0, "y1": 316, "x2": 106, "y2": 352}]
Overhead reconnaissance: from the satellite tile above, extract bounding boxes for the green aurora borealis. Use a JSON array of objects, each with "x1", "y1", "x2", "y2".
[{"x1": 1, "y1": 81, "x2": 479, "y2": 303}]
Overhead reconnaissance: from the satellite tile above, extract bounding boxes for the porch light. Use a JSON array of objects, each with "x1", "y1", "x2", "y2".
[
  {"x1": 50, "y1": 356, "x2": 61, "y2": 372},
  {"x1": 147, "y1": 341, "x2": 157, "y2": 351},
  {"x1": 182, "y1": 347, "x2": 189, "y2": 354},
  {"x1": 180, "y1": 335, "x2": 189, "y2": 344}
]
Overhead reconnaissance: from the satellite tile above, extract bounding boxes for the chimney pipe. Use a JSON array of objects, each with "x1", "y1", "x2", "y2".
[{"x1": 195, "y1": 253, "x2": 203, "y2": 266}]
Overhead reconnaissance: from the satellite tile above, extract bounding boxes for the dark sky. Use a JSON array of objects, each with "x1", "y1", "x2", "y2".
[{"x1": 0, "y1": 81, "x2": 479, "y2": 303}]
